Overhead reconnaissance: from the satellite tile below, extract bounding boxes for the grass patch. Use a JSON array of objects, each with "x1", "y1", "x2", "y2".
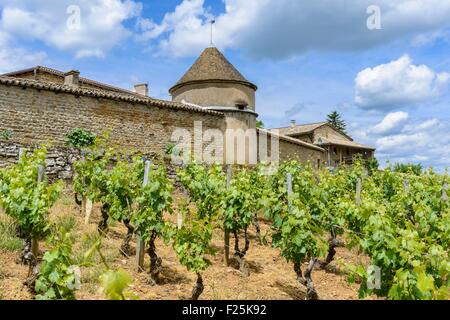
[
  {"x1": 53, "y1": 214, "x2": 78, "y2": 233},
  {"x1": 73, "y1": 229, "x2": 120, "y2": 266},
  {"x1": 73, "y1": 230, "x2": 101, "y2": 265},
  {"x1": 76, "y1": 232, "x2": 120, "y2": 295},
  {"x1": 60, "y1": 192, "x2": 75, "y2": 207},
  {"x1": 0, "y1": 217, "x2": 22, "y2": 252},
  {"x1": 81, "y1": 266, "x2": 105, "y2": 288}
]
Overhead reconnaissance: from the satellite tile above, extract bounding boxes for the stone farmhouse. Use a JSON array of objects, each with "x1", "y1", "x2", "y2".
[
  {"x1": 0, "y1": 47, "x2": 374, "y2": 178},
  {"x1": 275, "y1": 121, "x2": 375, "y2": 168}
]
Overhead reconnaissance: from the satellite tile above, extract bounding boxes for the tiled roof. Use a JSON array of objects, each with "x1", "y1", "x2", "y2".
[
  {"x1": 274, "y1": 122, "x2": 375, "y2": 151},
  {"x1": 0, "y1": 76, "x2": 224, "y2": 116},
  {"x1": 170, "y1": 47, "x2": 257, "y2": 93},
  {"x1": 316, "y1": 136, "x2": 375, "y2": 150},
  {"x1": 257, "y1": 128, "x2": 325, "y2": 152},
  {"x1": 2, "y1": 66, "x2": 141, "y2": 97},
  {"x1": 276, "y1": 122, "x2": 355, "y2": 141},
  {"x1": 276, "y1": 122, "x2": 328, "y2": 136}
]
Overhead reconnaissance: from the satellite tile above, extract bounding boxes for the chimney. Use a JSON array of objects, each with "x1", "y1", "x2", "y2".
[
  {"x1": 290, "y1": 120, "x2": 296, "y2": 127},
  {"x1": 64, "y1": 70, "x2": 80, "y2": 87},
  {"x1": 134, "y1": 83, "x2": 149, "y2": 96}
]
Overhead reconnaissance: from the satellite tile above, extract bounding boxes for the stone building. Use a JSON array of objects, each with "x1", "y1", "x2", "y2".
[
  {"x1": 0, "y1": 46, "x2": 370, "y2": 177},
  {"x1": 276, "y1": 121, "x2": 375, "y2": 167}
]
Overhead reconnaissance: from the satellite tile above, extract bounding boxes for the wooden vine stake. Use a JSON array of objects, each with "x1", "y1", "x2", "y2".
[
  {"x1": 18, "y1": 148, "x2": 25, "y2": 160},
  {"x1": 177, "y1": 210, "x2": 183, "y2": 230},
  {"x1": 287, "y1": 173, "x2": 293, "y2": 214},
  {"x1": 442, "y1": 182, "x2": 449, "y2": 202},
  {"x1": 136, "y1": 160, "x2": 151, "y2": 272},
  {"x1": 224, "y1": 166, "x2": 232, "y2": 267},
  {"x1": 79, "y1": 151, "x2": 91, "y2": 221},
  {"x1": 84, "y1": 199, "x2": 93, "y2": 225},
  {"x1": 32, "y1": 165, "x2": 45, "y2": 258},
  {"x1": 356, "y1": 178, "x2": 362, "y2": 205}
]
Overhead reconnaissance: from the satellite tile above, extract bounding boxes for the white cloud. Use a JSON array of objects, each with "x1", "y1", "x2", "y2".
[
  {"x1": 355, "y1": 55, "x2": 449, "y2": 110},
  {"x1": 372, "y1": 111, "x2": 409, "y2": 134},
  {"x1": 0, "y1": 0, "x2": 142, "y2": 58},
  {"x1": 376, "y1": 132, "x2": 428, "y2": 151},
  {"x1": 139, "y1": 0, "x2": 450, "y2": 59},
  {"x1": 412, "y1": 30, "x2": 449, "y2": 47},
  {"x1": 0, "y1": 31, "x2": 47, "y2": 73},
  {"x1": 373, "y1": 118, "x2": 450, "y2": 170},
  {"x1": 352, "y1": 113, "x2": 449, "y2": 170},
  {"x1": 402, "y1": 118, "x2": 440, "y2": 132}
]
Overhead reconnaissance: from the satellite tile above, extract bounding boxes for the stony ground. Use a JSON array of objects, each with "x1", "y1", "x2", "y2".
[{"x1": 0, "y1": 189, "x2": 372, "y2": 301}]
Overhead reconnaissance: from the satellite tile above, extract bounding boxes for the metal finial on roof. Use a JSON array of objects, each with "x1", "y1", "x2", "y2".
[{"x1": 210, "y1": 20, "x2": 216, "y2": 47}]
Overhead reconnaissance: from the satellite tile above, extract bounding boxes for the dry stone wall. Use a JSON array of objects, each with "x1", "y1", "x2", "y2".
[{"x1": 0, "y1": 140, "x2": 80, "y2": 180}]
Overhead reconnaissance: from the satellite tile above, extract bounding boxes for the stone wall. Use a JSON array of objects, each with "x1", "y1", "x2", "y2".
[
  {"x1": 257, "y1": 130, "x2": 326, "y2": 169},
  {"x1": 0, "y1": 83, "x2": 225, "y2": 157},
  {"x1": 172, "y1": 82, "x2": 256, "y2": 110},
  {"x1": 312, "y1": 125, "x2": 349, "y2": 142},
  {"x1": 0, "y1": 140, "x2": 80, "y2": 180},
  {"x1": 278, "y1": 139, "x2": 326, "y2": 169},
  {"x1": 290, "y1": 133, "x2": 314, "y2": 144}
]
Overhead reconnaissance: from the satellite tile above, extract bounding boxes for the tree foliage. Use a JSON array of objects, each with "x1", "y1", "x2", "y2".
[{"x1": 327, "y1": 110, "x2": 347, "y2": 133}]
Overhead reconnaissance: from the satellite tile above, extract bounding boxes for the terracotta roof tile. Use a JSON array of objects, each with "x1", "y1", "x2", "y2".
[
  {"x1": 276, "y1": 122, "x2": 328, "y2": 136},
  {"x1": 2, "y1": 66, "x2": 142, "y2": 97},
  {"x1": 0, "y1": 76, "x2": 224, "y2": 116},
  {"x1": 316, "y1": 136, "x2": 375, "y2": 150},
  {"x1": 273, "y1": 122, "x2": 375, "y2": 151}
]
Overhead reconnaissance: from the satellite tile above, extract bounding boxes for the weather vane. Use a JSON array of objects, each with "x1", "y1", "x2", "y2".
[{"x1": 210, "y1": 20, "x2": 216, "y2": 47}]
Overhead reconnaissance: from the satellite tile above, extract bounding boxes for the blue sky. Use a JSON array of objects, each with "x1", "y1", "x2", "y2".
[{"x1": 0, "y1": 0, "x2": 449, "y2": 170}]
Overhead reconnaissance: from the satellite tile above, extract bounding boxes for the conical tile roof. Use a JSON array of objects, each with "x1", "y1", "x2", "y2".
[{"x1": 169, "y1": 47, "x2": 257, "y2": 93}]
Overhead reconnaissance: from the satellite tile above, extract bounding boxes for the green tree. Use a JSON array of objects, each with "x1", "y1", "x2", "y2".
[
  {"x1": 393, "y1": 163, "x2": 423, "y2": 176},
  {"x1": 256, "y1": 120, "x2": 265, "y2": 129},
  {"x1": 327, "y1": 111, "x2": 347, "y2": 133}
]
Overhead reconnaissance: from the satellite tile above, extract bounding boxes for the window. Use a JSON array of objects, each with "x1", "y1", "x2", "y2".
[
  {"x1": 235, "y1": 100, "x2": 248, "y2": 110},
  {"x1": 333, "y1": 147, "x2": 338, "y2": 155}
]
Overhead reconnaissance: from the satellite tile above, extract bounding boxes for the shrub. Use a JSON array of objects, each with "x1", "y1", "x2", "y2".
[
  {"x1": 65, "y1": 128, "x2": 96, "y2": 149},
  {"x1": 35, "y1": 230, "x2": 80, "y2": 300}
]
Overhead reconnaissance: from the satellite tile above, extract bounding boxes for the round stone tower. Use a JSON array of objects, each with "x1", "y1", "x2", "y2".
[{"x1": 170, "y1": 47, "x2": 258, "y2": 164}]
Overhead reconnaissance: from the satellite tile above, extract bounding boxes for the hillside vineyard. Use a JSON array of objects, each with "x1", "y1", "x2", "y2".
[{"x1": 0, "y1": 144, "x2": 448, "y2": 300}]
